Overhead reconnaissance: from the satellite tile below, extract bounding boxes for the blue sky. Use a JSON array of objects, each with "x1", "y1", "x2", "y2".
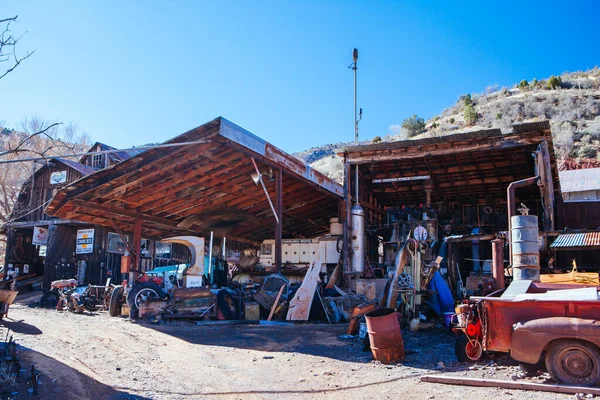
[{"x1": 1, "y1": 1, "x2": 599, "y2": 153}]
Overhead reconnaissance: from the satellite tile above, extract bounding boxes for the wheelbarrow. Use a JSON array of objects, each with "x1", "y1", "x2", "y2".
[{"x1": 0, "y1": 289, "x2": 18, "y2": 320}]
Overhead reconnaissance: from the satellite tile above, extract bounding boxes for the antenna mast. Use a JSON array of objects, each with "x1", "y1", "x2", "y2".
[{"x1": 351, "y1": 48, "x2": 360, "y2": 204}]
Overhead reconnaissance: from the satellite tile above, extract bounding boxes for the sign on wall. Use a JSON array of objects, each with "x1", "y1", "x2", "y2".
[
  {"x1": 32, "y1": 227, "x2": 49, "y2": 245},
  {"x1": 76, "y1": 228, "x2": 95, "y2": 254},
  {"x1": 50, "y1": 170, "x2": 67, "y2": 185}
]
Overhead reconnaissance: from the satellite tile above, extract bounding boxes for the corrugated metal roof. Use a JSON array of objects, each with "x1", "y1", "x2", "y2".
[
  {"x1": 559, "y1": 168, "x2": 600, "y2": 193},
  {"x1": 56, "y1": 158, "x2": 97, "y2": 176},
  {"x1": 550, "y1": 232, "x2": 600, "y2": 248},
  {"x1": 343, "y1": 128, "x2": 503, "y2": 153}
]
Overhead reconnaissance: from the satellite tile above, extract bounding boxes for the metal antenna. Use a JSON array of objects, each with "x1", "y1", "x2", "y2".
[{"x1": 350, "y1": 48, "x2": 360, "y2": 204}]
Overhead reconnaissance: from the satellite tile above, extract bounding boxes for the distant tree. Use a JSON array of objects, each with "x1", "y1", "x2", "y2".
[
  {"x1": 463, "y1": 94, "x2": 474, "y2": 107},
  {"x1": 496, "y1": 112, "x2": 503, "y2": 120},
  {"x1": 0, "y1": 15, "x2": 34, "y2": 81},
  {"x1": 546, "y1": 75, "x2": 563, "y2": 90},
  {"x1": 517, "y1": 79, "x2": 529, "y2": 89},
  {"x1": 372, "y1": 136, "x2": 382, "y2": 144},
  {"x1": 401, "y1": 114, "x2": 426, "y2": 137},
  {"x1": 464, "y1": 104, "x2": 478, "y2": 125},
  {"x1": 531, "y1": 78, "x2": 538, "y2": 87},
  {"x1": 449, "y1": 117, "x2": 455, "y2": 124}
]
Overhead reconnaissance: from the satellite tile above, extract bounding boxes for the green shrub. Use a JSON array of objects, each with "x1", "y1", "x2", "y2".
[
  {"x1": 449, "y1": 117, "x2": 455, "y2": 124},
  {"x1": 531, "y1": 78, "x2": 538, "y2": 87},
  {"x1": 372, "y1": 136, "x2": 382, "y2": 144},
  {"x1": 546, "y1": 75, "x2": 563, "y2": 90},
  {"x1": 464, "y1": 104, "x2": 478, "y2": 125},
  {"x1": 401, "y1": 114, "x2": 426, "y2": 137},
  {"x1": 463, "y1": 94, "x2": 474, "y2": 107},
  {"x1": 496, "y1": 112, "x2": 503, "y2": 120},
  {"x1": 517, "y1": 79, "x2": 529, "y2": 89}
]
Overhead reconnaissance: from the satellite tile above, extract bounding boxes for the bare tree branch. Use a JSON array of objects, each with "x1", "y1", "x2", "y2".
[{"x1": 0, "y1": 15, "x2": 35, "y2": 80}]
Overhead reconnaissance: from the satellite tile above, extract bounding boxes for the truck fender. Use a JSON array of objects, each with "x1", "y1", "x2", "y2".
[{"x1": 511, "y1": 317, "x2": 600, "y2": 364}]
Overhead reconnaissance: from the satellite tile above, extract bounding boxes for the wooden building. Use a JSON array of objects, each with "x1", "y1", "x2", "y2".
[
  {"x1": 339, "y1": 121, "x2": 561, "y2": 293},
  {"x1": 45, "y1": 117, "x2": 344, "y2": 283},
  {"x1": 2, "y1": 143, "x2": 189, "y2": 290}
]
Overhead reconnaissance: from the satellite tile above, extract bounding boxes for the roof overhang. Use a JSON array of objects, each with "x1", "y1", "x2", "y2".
[
  {"x1": 339, "y1": 121, "x2": 560, "y2": 206},
  {"x1": 46, "y1": 117, "x2": 343, "y2": 244}
]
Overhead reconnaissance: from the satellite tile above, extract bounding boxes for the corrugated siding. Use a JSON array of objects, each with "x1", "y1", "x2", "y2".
[{"x1": 550, "y1": 232, "x2": 600, "y2": 248}]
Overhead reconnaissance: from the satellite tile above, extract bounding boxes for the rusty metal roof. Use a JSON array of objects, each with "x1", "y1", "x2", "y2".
[
  {"x1": 45, "y1": 117, "x2": 343, "y2": 243},
  {"x1": 559, "y1": 168, "x2": 600, "y2": 193},
  {"x1": 550, "y1": 232, "x2": 600, "y2": 249}
]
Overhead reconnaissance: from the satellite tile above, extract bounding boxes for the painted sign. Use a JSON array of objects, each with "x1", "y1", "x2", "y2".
[
  {"x1": 76, "y1": 228, "x2": 95, "y2": 254},
  {"x1": 32, "y1": 226, "x2": 49, "y2": 245},
  {"x1": 372, "y1": 175, "x2": 431, "y2": 184},
  {"x1": 50, "y1": 170, "x2": 67, "y2": 185}
]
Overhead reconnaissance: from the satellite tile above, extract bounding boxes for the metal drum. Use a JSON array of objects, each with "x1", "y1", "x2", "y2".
[
  {"x1": 365, "y1": 308, "x2": 404, "y2": 364},
  {"x1": 511, "y1": 215, "x2": 540, "y2": 281}
]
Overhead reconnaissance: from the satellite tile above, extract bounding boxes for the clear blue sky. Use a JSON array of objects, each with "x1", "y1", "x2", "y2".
[{"x1": 1, "y1": 1, "x2": 599, "y2": 153}]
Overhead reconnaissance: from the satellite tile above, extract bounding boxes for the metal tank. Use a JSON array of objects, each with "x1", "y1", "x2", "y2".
[
  {"x1": 351, "y1": 204, "x2": 365, "y2": 273},
  {"x1": 511, "y1": 215, "x2": 540, "y2": 281}
]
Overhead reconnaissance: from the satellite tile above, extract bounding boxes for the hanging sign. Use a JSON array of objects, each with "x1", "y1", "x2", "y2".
[
  {"x1": 50, "y1": 171, "x2": 67, "y2": 185},
  {"x1": 32, "y1": 227, "x2": 49, "y2": 245},
  {"x1": 372, "y1": 175, "x2": 430, "y2": 184},
  {"x1": 76, "y1": 228, "x2": 95, "y2": 254}
]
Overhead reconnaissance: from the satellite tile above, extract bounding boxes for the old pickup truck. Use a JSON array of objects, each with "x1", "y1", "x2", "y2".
[{"x1": 454, "y1": 280, "x2": 600, "y2": 387}]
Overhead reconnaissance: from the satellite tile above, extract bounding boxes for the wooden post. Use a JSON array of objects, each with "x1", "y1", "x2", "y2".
[
  {"x1": 492, "y1": 239, "x2": 505, "y2": 290},
  {"x1": 275, "y1": 167, "x2": 283, "y2": 274},
  {"x1": 131, "y1": 219, "x2": 142, "y2": 281},
  {"x1": 539, "y1": 138, "x2": 555, "y2": 231}
]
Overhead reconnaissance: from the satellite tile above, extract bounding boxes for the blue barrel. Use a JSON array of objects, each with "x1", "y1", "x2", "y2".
[{"x1": 511, "y1": 215, "x2": 540, "y2": 281}]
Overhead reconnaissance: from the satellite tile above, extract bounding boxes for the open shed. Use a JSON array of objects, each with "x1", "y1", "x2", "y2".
[{"x1": 46, "y1": 117, "x2": 344, "y2": 273}]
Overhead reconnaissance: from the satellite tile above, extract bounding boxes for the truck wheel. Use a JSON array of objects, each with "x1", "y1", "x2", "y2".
[
  {"x1": 109, "y1": 285, "x2": 124, "y2": 317},
  {"x1": 545, "y1": 339, "x2": 600, "y2": 386},
  {"x1": 127, "y1": 282, "x2": 166, "y2": 316},
  {"x1": 217, "y1": 289, "x2": 240, "y2": 320},
  {"x1": 455, "y1": 335, "x2": 483, "y2": 362}
]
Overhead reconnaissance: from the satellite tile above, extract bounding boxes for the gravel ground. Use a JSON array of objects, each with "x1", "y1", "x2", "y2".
[{"x1": 0, "y1": 302, "x2": 587, "y2": 400}]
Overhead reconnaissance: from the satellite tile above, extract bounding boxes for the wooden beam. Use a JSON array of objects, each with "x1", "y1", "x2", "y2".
[{"x1": 420, "y1": 375, "x2": 600, "y2": 396}]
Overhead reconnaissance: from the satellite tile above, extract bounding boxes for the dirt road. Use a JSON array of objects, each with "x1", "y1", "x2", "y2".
[{"x1": 1, "y1": 303, "x2": 575, "y2": 400}]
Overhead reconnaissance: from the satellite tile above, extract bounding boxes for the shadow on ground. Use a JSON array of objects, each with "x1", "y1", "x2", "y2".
[{"x1": 0, "y1": 343, "x2": 148, "y2": 400}]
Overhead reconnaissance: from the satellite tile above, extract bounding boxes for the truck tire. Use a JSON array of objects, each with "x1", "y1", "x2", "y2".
[
  {"x1": 545, "y1": 339, "x2": 600, "y2": 386},
  {"x1": 217, "y1": 289, "x2": 240, "y2": 320},
  {"x1": 109, "y1": 286, "x2": 124, "y2": 317},
  {"x1": 127, "y1": 282, "x2": 166, "y2": 317}
]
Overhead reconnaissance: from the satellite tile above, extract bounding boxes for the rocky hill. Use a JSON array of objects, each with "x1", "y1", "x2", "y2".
[{"x1": 296, "y1": 68, "x2": 600, "y2": 181}]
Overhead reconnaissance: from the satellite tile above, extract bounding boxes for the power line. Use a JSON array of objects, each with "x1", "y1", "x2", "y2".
[{"x1": 0, "y1": 140, "x2": 211, "y2": 164}]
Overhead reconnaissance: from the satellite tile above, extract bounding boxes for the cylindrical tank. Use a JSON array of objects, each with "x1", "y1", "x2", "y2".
[
  {"x1": 329, "y1": 217, "x2": 343, "y2": 236},
  {"x1": 365, "y1": 308, "x2": 404, "y2": 364},
  {"x1": 351, "y1": 204, "x2": 365, "y2": 273},
  {"x1": 511, "y1": 215, "x2": 540, "y2": 281}
]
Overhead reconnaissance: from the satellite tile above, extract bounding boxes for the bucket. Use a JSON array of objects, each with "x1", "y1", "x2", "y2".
[
  {"x1": 443, "y1": 312, "x2": 454, "y2": 328},
  {"x1": 365, "y1": 308, "x2": 404, "y2": 364}
]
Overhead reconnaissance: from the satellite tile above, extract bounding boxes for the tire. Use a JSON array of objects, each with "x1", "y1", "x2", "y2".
[
  {"x1": 127, "y1": 282, "x2": 166, "y2": 315},
  {"x1": 545, "y1": 339, "x2": 600, "y2": 386},
  {"x1": 109, "y1": 286, "x2": 124, "y2": 317},
  {"x1": 217, "y1": 289, "x2": 240, "y2": 320},
  {"x1": 455, "y1": 335, "x2": 483, "y2": 363}
]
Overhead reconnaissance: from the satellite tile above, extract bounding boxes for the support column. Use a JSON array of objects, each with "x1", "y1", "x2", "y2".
[
  {"x1": 275, "y1": 167, "x2": 283, "y2": 274},
  {"x1": 131, "y1": 219, "x2": 142, "y2": 282},
  {"x1": 492, "y1": 239, "x2": 505, "y2": 290}
]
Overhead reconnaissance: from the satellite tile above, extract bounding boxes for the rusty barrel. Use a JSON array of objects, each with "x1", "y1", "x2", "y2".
[
  {"x1": 511, "y1": 215, "x2": 540, "y2": 282},
  {"x1": 365, "y1": 308, "x2": 404, "y2": 364}
]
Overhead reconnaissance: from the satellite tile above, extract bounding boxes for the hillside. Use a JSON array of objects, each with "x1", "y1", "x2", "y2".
[{"x1": 296, "y1": 68, "x2": 600, "y2": 181}]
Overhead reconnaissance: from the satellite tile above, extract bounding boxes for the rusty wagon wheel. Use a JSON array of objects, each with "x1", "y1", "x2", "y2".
[
  {"x1": 545, "y1": 339, "x2": 600, "y2": 386},
  {"x1": 455, "y1": 335, "x2": 483, "y2": 362},
  {"x1": 109, "y1": 285, "x2": 124, "y2": 317}
]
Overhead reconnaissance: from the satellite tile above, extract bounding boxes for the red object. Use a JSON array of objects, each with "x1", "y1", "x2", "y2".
[{"x1": 365, "y1": 308, "x2": 405, "y2": 364}]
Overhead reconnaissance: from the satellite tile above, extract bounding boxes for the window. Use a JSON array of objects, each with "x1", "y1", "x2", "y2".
[
  {"x1": 92, "y1": 154, "x2": 105, "y2": 168},
  {"x1": 141, "y1": 239, "x2": 153, "y2": 258},
  {"x1": 107, "y1": 232, "x2": 128, "y2": 254},
  {"x1": 155, "y1": 242, "x2": 172, "y2": 259}
]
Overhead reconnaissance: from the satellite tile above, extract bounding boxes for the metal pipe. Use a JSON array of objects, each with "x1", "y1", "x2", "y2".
[
  {"x1": 507, "y1": 177, "x2": 538, "y2": 266},
  {"x1": 492, "y1": 239, "x2": 505, "y2": 290},
  {"x1": 352, "y1": 49, "x2": 359, "y2": 204},
  {"x1": 250, "y1": 157, "x2": 279, "y2": 224},
  {"x1": 208, "y1": 231, "x2": 214, "y2": 283},
  {"x1": 343, "y1": 161, "x2": 351, "y2": 274}
]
